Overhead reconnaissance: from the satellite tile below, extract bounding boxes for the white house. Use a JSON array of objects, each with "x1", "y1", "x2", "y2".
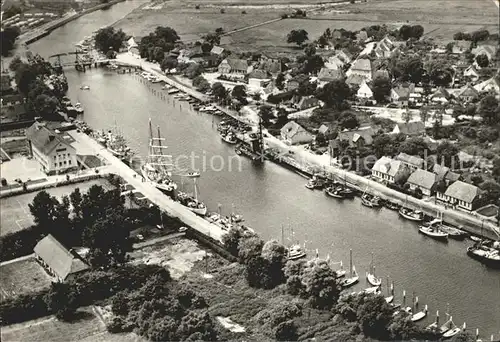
[
  {"x1": 463, "y1": 65, "x2": 480, "y2": 81},
  {"x1": 371, "y1": 157, "x2": 407, "y2": 184},
  {"x1": 407, "y1": 169, "x2": 437, "y2": 197},
  {"x1": 357, "y1": 80, "x2": 374, "y2": 99},
  {"x1": 26, "y1": 122, "x2": 78, "y2": 175},
  {"x1": 441, "y1": 181, "x2": 482, "y2": 212},
  {"x1": 430, "y1": 87, "x2": 450, "y2": 104},
  {"x1": 280, "y1": 121, "x2": 314, "y2": 145},
  {"x1": 346, "y1": 58, "x2": 372, "y2": 81},
  {"x1": 474, "y1": 77, "x2": 500, "y2": 95}
]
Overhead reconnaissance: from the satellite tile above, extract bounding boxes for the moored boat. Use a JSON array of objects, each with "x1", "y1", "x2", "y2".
[
  {"x1": 341, "y1": 250, "x2": 359, "y2": 288},
  {"x1": 325, "y1": 185, "x2": 344, "y2": 198},
  {"x1": 385, "y1": 201, "x2": 400, "y2": 210},
  {"x1": 361, "y1": 193, "x2": 381, "y2": 208},
  {"x1": 184, "y1": 171, "x2": 201, "y2": 178},
  {"x1": 221, "y1": 132, "x2": 237, "y2": 144},
  {"x1": 288, "y1": 244, "x2": 306, "y2": 260},
  {"x1": 419, "y1": 225, "x2": 449, "y2": 241},
  {"x1": 366, "y1": 254, "x2": 382, "y2": 287},
  {"x1": 411, "y1": 304, "x2": 428, "y2": 322},
  {"x1": 466, "y1": 244, "x2": 500, "y2": 267},
  {"x1": 399, "y1": 207, "x2": 424, "y2": 222},
  {"x1": 177, "y1": 191, "x2": 208, "y2": 216}
]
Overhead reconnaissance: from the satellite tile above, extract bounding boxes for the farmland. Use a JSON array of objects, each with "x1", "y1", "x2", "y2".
[
  {"x1": 114, "y1": 0, "x2": 498, "y2": 55},
  {"x1": 0, "y1": 258, "x2": 52, "y2": 300}
]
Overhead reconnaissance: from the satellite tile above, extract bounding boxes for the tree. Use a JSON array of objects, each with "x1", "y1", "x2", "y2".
[
  {"x1": 202, "y1": 33, "x2": 221, "y2": 46},
  {"x1": 399, "y1": 25, "x2": 412, "y2": 40},
  {"x1": 436, "y1": 140, "x2": 459, "y2": 168},
  {"x1": 471, "y1": 29, "x2": 489, "y2": 43},
  {"x1": 475, "y1": 54, "x2": 489, "y2": 68},
  {"x1": 398, "y1": 137, "x2": 428, "y2": 157},
  {"x1": 261, "y1": 240, "x2": 287, "y2": 288},
  {"x1": 44, "y1": 282, "x2": 77, "y2": 320},
  {"x1": 259, "y1": 105, "x2": 274, "y2": 125},
  {"x1": 427, "y1": 60, "x2": 453, "y2": 87},
  {"x1": 390, "y1": 56, "x2": 424, "y2": 84},
  {"x1": 410, "y1": 25, "x2": 424, "y2": 39},
  {"x1": 339, "y1": 111, "x2": 359, "y2": 130},
  {"x1": 231, "y1": 84, "x2": 247, "y2": 100},
  {"x1": 316, "y1": 79, "x2": 351, "y2": 109},
  {"x1": 246, "y1": 255, "x2": 272, "y2": 288},
  {"x1": 304, "y1": 43, "x2": 316, "y2": 56},
  {"x1": 287, "y1": 29, "x2": 309, "y2": 47},
  {"x1": 238, "y1": 235, "x2": 264, "y2": 264},
  {"x1": 154, "y1": 26, "x2": 180, "y2": 43},
  {"x1": 480, "y1": 181, "x2": 500, "y2": 204},
  {"x1": 450, "y1": 331, "x2": 476, "y2": 342},
  {"x1": 183, "y1": 63, "x2": 203, "y2": 79},
  {"x1": 32, "y1": 93, "x2": 59, "y2": 118},
  {"x1": 284, "y1": 260, "x2": 306, "y2": 295},
  {"x1": 301, "y1": 260, "x2": 340, "y2": 309},
  {"x1": 221, "y1": 227, "x2": 243, "y2": 257},
  {"x1": 192, "y1": 75, "x2": 210, "y2": 92},
  {"x1": 94, "y1": 27, "x2": 126, "y2": 53},
  {"x1": 387, "y1": 313, "x2": 421, "y2": 340},
  {"x1": 479, "y1": 95, "x2": 499, "y2": 124},
  {"x1": 302, "y1": 54, "x2": 324, "y2": 74},
  {"x1": 9, "y1": 56, "x2": 22, "y2": 72},
  {"x1": 276, "y1": 73, "x2": 285, "y2": 90},
  {"x1": 29, "y1": 191, "x2": 58, "y2": 230},
  {"x1": 176, "y1": 311, "x2": 217, "y2": 341},
  {"x1": 275, "y1": 320, "x2": 298, "y2": 341},
  {"x1": 1, "y1": 26, "x2": 21, "y2": 57},
  {"x1": 373, "y1": 134, "x2": 398, "y2": 157},
  {"x1": 371, "y1": 77, "x2": 391, "y2": 103},
  {"x1": 211, "y1": 82, "x2": 227, "y2": 103},
  {"x1": 161, "y1": 56, "x2": 178, "y2": 72}
]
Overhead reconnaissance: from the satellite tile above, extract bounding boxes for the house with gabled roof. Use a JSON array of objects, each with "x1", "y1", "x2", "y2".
[
  {"x1": 346, "y1": 74, "x2": 368, "y2": 88},
  {"x1": 26, "y1": 122, "x2": 78, "y2": 175},
  {"x1": 211, "y1": 46, "x2": 225, "y2": 56},
  {"x1": 248, "y1": 69, "x2": 271, "y2": 89},
  {"x1": 451, "y1": 40, "x2": 472, "y2": 55},
  {"x1": 474, "y1": 77, "x2": 500, "y2": 95},
  {"x1": 371, "y1": 156, "x2": 408, "y2": 184},
  {"x1": 441, "y1": 180, "x2": 483, "y2": 212},
  {"x1": 318, "y1": 67, "x2": 344, "y2": 83},
  {"x1": 336, "y1": 49, "x2": 353, "y2": 64},
  {"x1": 281, "y1": 121, "x2": 314, "y2": 145},
  {"x1": 457, "y1": 84, "x2": 479, "y2": 102},
  {"x1": 357, "y1": 80, "x2": 374, "y2": 100},
  {"x1": 218, "y1": 58, "x2": 251, "y2": 75},
  {"x1": 34, "y1": 234, "x2": 89, "y2": 282},
  {"x1": 391, "y1": 121, "x2": 425, "y2": 137},
  {"x1": 463, "y1": 65, "x2": 480, "y2": 81},
  {"x1": 472, "y1": 42, "x2": 498, "y2": 60},
  {"x1": 295, "y1": 95, "x2": 320, "y2": 110},
  {"x1": 325, "y1": 55, "x2": 344, "y2": 70},
  {"x1": 407, "y1": 169, "x2": 437, "y2": 197},
  {"x1": 390, "y1": 83, "x2": 415, "y2": 106},
  {"x1": 259, "y1": 58, "x2": 282, "y2": 77},
  {"x1": 347, "y1": 58, "x2": 373, "y2": 81},
  {"x1": 396, "y1": 152, "x2": 424, "y2": 171},
  {"x1": 337, "y1": 126, "x2": 376, "y2": 149},
  {"x1": 430, "y1": 87, "x2": 451, "y2": 104}
]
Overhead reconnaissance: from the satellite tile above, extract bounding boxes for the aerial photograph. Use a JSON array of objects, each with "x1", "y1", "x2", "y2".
[{"x1": 0, "y1": 0, "x2": 499, "y2": 341}]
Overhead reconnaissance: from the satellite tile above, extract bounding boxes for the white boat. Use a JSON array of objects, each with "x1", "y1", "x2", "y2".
[
  {"x1": 288, "y1": 244, "x2": 306, "y2": 260},
  {"x1": 467, "y1": 244, "x2": 500, "y2": 267},
  {"x1": 336, "y1": 261, "x2": 346, "y2": 278},
  {"x1": 74, "y1": 102, "x2": 84, "y2": 114},
  {"x1": 221, "y1": 132, "x2": 237, "y2": 144},
  {"x1": 399, "y1": 207, "x2": 424, "y2": 222},
  {"x1": 325, "y1": 186, "x2": 345, "y2": 198},
  {"x1": 80, "y1": 85, "x2": 90, "y2": 90},
  {"x1": 177, "y1": 178, "x2": 207, "y2": 216},
  {"x1": 363, "y1": 286, "x2": 381, "y2": 295},
  {"x1": 361, "y1": 193, "x2": 380, "y2": 208},
  {"x1": 442, "y1": 322, "x2": 465, "y2": 339},
  {"x1": 366, "y1": 253, "x2": 382, "y2": 287},
  {"x1": 411, "y1": 304, "x2": 428, "y2": 322},
  {"x1": 184, "y1": 171, "x2": 201, "y2": 178},
  {"x1": 341, "y1": 250, "x2": 359, "y2": 288},
  {"x1": 168, "y1": 88, "x2": 180, "y2": 94},
  {"x1": 385, "y1": 295, "x2": 394, "y2": 304},
  {"x1": 470, "y1": 235, "x2": 482, "y2": 242},
  {"x1": 419, "y1": 225, "x2": 449, "y2": 241},
  {"x1": 141, "y1": 119, "x2": 177, "y2": 193}
]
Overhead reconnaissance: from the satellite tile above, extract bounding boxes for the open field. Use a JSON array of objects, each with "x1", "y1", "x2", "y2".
[
  {"x1": 115, "y1": 0, "x2": 498, "y2": 55},
  {"x1": 0, "y1": 307, "x2": 144, "y2": 342},
  {"x1": 0, "y1": 258, "x2": 52, "y2": 300},
  {"x1": 0, "y1": 178, "x2": 113, "y2": 236}
]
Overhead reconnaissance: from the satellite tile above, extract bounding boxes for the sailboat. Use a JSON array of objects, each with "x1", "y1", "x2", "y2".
[
  {"x1": 399, "y1": 196, "x2": 424, "y2": 222},
  {"x1": 141, "y1": 119, "x2": 177, "y2": 193},
  {"x1": 384, "y1": 278, "x2": 394, "y2": 304},
  {"x1": 360, "y1": 185, "x2": 381, "y2": 208},
  {"x1": 366, "y1": 253, "x2": 382, "y2": 287},
  {"x1": 442, "y1": 320, "x2": 465, "y2": 339},
  {"x1": 340, "y1": 249, "x2": 359, "y2": 288},
  {"x1": 284, "y1": 225, "x2": 306, "y2": 260},
  {"x1": 230, "y1": 203, "x2": 244, "y2": 223},
  {"x1": 410, "y1": 296, "x2": 428, "y2": 322},
  {"x1": 335, "y1": 260, "x2": 346, "y2": 278},
  {"x1": 419, "y1": 222, "x2": 449, "y2": 241},
  {"x1": 176, "y1": 178, "x2": 207, "y2": 216}
]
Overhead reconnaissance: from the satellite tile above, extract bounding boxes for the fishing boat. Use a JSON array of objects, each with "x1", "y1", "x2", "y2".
[
  {"x1": 384, "y1": 279, "x2": 394, "y2": 304},
  {"x1": 466, "y1": 244, "x2": 500, "y2": 267},
  {"x1": 335, "y1": 261, "x2": 346, "y2": 278},
  {"x1": 411, "y1": 303, "x2": 428, "y2": 322},
  {"x1": 340, "y1": 250, "x2": 359, "y2": 288},
  {"x1": 363, "y1": 286, "x2": 381, "y2": 295},
  {"x1": 366, "y1": 253, "x2": 382, "y2": 287},
  {"x1": 184, "y1": 171, "x2": 201, "y2": 178},
  {"x1": 221, "y1": 132, "x2": 237, "y2": 144},
  {"x1": 419, "y1": 225, "x2": 449, "y2": 241},
  {"x1": 442, "y1": 321, "x2": 465, "y2": 339},
  {"x1": 325, "y1": 185, "x2": 345, "y2": 198},
  {"x1": 428, "y1": 218, "x2": 467, "y2": 240},
  {"x1": 361, "y1": 193, "x2": 381, "y2": 208},
  {"x1": 177, "y1": 178, "x2": 207, "y2": 216},
  {"x1": 106, "y1": 133, "x2": 129, "y2": 158},
  {"x1": 74, "y1": 102, "x2": 84, "y2": 114},
  {"x1": 230, "y1": 204, "x2": 244, "y2": 223},
  {"x1": 141, "y1": 119, "x2": 177, "y2": 193},
  {"x1": 399, "y1": 207, "x2": 424, "y2": 222}
]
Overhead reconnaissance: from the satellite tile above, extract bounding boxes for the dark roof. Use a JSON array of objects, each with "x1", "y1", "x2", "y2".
[
  {"x1": 445, "y1": 171, "x2": 461, "y2": 183},
  {"x1": 34, "y1": 234, "x2": 89, "y2": 281},
  {"x1": 391, "y1": 86, "x2": 411, "y2": 99},
  {"x1": 444, "y1": 181, "x2": 481, "y2": 203},
  {"x1": 26, "y1": 122, "x2": 75, "y2": 155},
  {"x1": 346, "y1": 74, "x2": 367, "y2": 86},
  {"x1": 350, "y1": 58, "x2": 372, "y2": 72},
  {"x1": 290, "y1": 74, "x2": 310, "y2": 84},
  {"x1": 457, "y1": 84, "x2": 479, "y2": 98},
  {"x1": 226, "y1": 58, "x2": 249, "y2": 71},
  {"x1": 394, "y1": 122, "x2": 425, "y2": 135},
  {"x1": 338, "y1": 127, "x2": 376, "y2": 147},
  {"x1": 407, "y1": 169, "x2": 437, "y2": 190},
  {"x1": 298, "y1": 96, "x2": 319, "y2": 108},
  {"x1": 432, "y1": 163, "x2": 450, "y2": 180},
  {"x1": 259, "y1": 59, "x2": 281, "y2": 74},
  {"x1": 281, "y1": 121, "x2": 311, "y2": 138},
  {"x1": 249, "y1": 69, "x2": 270, "y2": 79},
  {"x1": 431, "y1": 87, "x2": 450, "y2": 99}
]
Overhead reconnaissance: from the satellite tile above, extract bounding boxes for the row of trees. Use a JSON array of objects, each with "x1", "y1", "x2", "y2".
[
  {"x1": 453, "y1": 29, "x2": 492, "y2": 43},
  {"x1": 28, "y1": 184, "x2": 131, "y2": 267},
  {"x1": 140, "y1": 26, "x2": 180, "y2": 63},
  {"x1": 9, "y1": 54, "x2": 68, "y2": 120}
]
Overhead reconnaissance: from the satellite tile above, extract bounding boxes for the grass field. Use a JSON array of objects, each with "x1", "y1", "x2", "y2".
[
  {"x1": 0, "y1": 179, "x2": 113, "y2": 236},
  {"x1": 0, "y1": 307, "x2": 144, "y2": 342},
  {"x1": 115, "y1": 0, "x2": 498, "y2": 55},
  {"x1": 0, "y1": 258, "x2": 52, "y2": 300}
]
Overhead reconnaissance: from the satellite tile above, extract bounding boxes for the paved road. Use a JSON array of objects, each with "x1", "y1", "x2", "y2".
[{"x1": 68, "y1": 131, "x2": 226, "y2": 242}]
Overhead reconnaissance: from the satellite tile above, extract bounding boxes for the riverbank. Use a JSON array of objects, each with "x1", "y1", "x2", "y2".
[{"x1": 115, "y1": 52, "x2": 500, "y2": 241}]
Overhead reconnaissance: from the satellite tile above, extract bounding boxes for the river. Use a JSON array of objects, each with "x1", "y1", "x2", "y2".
[{"x1": 26, "y1": 2, "x2": 500, "y2": 337}]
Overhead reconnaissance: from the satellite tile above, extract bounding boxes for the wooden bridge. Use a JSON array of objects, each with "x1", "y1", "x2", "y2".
[{"x1": 48, "y1": 50, "x2": 108, "y2": 71}]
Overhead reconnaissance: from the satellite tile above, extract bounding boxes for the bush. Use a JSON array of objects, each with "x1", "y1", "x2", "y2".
[
  {"x1": 242, "y1": 10, "x2": 246, "y2": 14},
  {"x1": 478, "y1": 127, "x2": 499, "y2": 143},
  {"x1": 267, "y1": 91, "x2": 294, "y2": 104},
  {"x1": 0, "y1": 226, "x2": 44, "y2": 261},
  {"x1": 220, "y1": 8, "x2": 225, "y2": 13}
]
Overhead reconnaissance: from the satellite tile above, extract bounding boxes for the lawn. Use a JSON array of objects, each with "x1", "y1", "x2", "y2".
[
  {"x1": 0, "y1": 307, "x2": 144, "y2": 342},
  {"x1": 476, "y1": 204, "x2": 499, "y2": 218},
  {"x1": 0, "y1": 178, "x2": 113, "y2": 236},
  {"x1": 0, "y1": 258, "x2": 52, "y2": 300}
]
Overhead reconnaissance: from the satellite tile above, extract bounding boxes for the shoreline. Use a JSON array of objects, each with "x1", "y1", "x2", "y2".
[{"x1": 114, "y1": 52, "x2": 500, "y2": 241}]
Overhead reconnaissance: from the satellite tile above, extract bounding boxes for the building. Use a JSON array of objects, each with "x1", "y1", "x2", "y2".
[
  {"x1": 430, "y1": 87, "x2": 450, "y2": 104},
  {"x1": 390, "y1": 84, "x2": 414, "y2": 106},
  {"x1": 407, "y1": 169, "x2": 437, "y2": 197},
  {"x1": 318, "y1": 68, "x2": 344, "y2": 83},
  {"x1": 34, "y1": 234, "x2": 89, "y2": 282},
  {"x1": 451, "y1": 40, "x2": 472, "y2": 54},
  {"x1": 471, "y1": 43, "x2": 498, "y2": 60},
  {"x1": 396, "y1": 152, "x2": 424, "y2": 170},
  {"x1": 1, "y1": 72, "x2": 12, "y2": 92},
  {"x1": 218, "y1": 58, "x2": 250, "y2": 75},
  {"x1": 337, "y1": 50, "x2": 353, "y2": 64},
  {"x1": 126, "y1": 37, "x2": 139, "y2": 56},
  {"x1": 356, "y1": 80, "x2": 374, "y2": 100},
  {"x1": 346, "y1": 74, "x2": 367, "y2": 88},
  {"x1": 463, "y1": 65, "x2": 480, "y2": 81},
  {"x1": 248, "y1": 69, "x2": 271, "y2": 89},
  {"x1": 281, "y1": 121, "x2": 314, "y2": 145},
  {"x1": 356, "y1": 30, "x2": 368, "y2": 42},
  {"x1": 474, "y1": 77, "x2": 500, "y2": 95},
  {"x1": 391, "y1": 121, "x2": 425, "y2": 137},
  {"x1": 337, "y1": 126, "x2": 376, "y2": 149},
  {"x1": 441, "y1": 181, "x2": 482, "y2": 211},
  {"x1": 346, "y1": 58, "x2": 372, "y2": 81},
  {"x1": 26, "y1": 122, "x2": 78, "y2": 175},
  {"x1": 259, "y1": 58, "x2": 282, "y2": 77},
  {"x1": 324, "y1": 55, "x2": 344, "y2": 70},
  {"x1": 210, "y1": 46, "x2": 225, "y2": 56},
  {"x1": 374, "y1": 36, "x2": 403, "y2": 58},
  {"x1": 456, "y1": 84, "x2": 479, "y2": 102},
  {"x1": 296, "y1": 95, "x2": 320, "y2": 110},
  {"x1": 371, "y1": 156, "x2": 407, "y2": 184}
]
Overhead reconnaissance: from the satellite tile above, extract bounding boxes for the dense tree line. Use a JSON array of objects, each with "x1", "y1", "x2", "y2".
[
  {"x1": 139, "y1": 26, "x2": 180, "y2": 63},
  {"x1": 1, "y1": 27, "x2": 21, "y2": 57},
  {"x1": 94, "y1": 26, "x2": 127, "y2": 53}
]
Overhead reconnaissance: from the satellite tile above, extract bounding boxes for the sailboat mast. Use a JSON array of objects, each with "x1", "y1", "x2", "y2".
[
  {"x1": 281, "y1": 225, "x2": 284, "y2": 245},
  {"x1": 193, "y1": 178, "x2": 198, "y2": 201},
  {"x1": 349, "y1": 249, "x2": 353, "y2": 277},
  {"x1": 157, "y1": 125, "x2": 162, "y2": 155}
]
